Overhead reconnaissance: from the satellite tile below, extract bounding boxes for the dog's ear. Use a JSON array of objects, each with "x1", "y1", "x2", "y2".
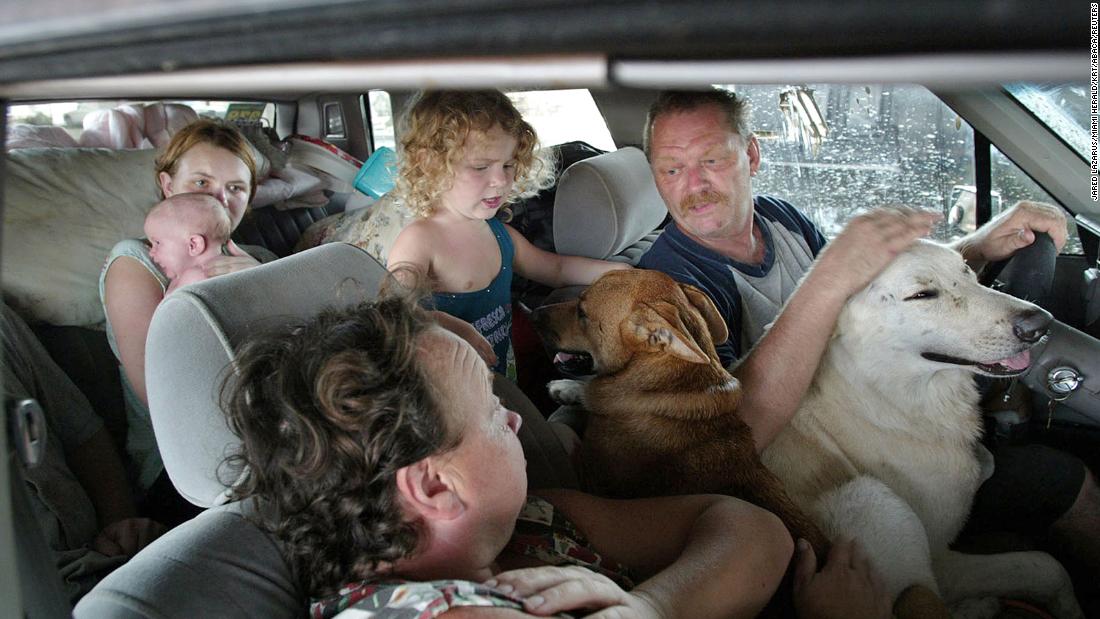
[
  {"x1": 679, "y1": 283, "x2": 729, "y2": 344},
  {"x1": 625, "y1": 303, "x2": 710, "y2": 364}
]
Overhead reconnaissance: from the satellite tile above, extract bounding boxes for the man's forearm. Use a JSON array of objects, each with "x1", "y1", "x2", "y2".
[
  {"x1": 69, "y1": 427, "x2": 138, "y2": 527},
  {"x1": 948, "y1": 235, "x2": 986, "y2": 271},
  {"x1": 733, "y1": 265, "x2": 849, "y2": 452},
  {"x1": 632, "y1": 499, "x2": 791, "y2": 619},
  {"x1": 734, "y1": 208, "x2": 937, "y2": 451}
]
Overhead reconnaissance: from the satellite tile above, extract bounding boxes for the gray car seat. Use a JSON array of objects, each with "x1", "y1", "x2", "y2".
[
  {"x1": 541, "y1": 146, "x2": 667, "y2": 309},
  {"x1": 542, "y1": 146, "x2": 670, "y2": 432},
  {"x1": 146, "y1": 242, "x2": 391, "y2": 508},
  {"x1": 75, "y1": 242, "x2": 578, "y2": 618},
  {"x1": 552, "y1": 145, "x2": 667, "y2": 266}
]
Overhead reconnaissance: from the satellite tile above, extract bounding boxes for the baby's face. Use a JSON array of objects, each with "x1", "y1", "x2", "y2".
[{"x1": 144, "y1": 215, "x2": 195, "y2": 280}]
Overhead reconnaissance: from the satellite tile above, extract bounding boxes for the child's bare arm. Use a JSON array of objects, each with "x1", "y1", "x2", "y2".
[
  {"x1": 556, "y1": 254, "x2": 632, "y2": 286},
  {"x1": 387, "y1": 223, "x2": 435, "y2": 283},
  {"x1": 388, "y1": 225, "x2": 498, "y2": 366},
  {"x1": 507, "y1": 225, "x2": 630, "y2": 288}
]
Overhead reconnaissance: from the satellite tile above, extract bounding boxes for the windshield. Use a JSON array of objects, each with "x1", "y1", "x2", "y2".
[
  {"x1": 711, "y1": 83, "x2": 1082, "y2": 253},
  {"x1": 1004, "y1": 82, "x2": 1090, "y2": 160}
]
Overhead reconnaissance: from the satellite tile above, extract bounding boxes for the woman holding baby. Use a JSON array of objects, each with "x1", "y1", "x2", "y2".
[{"x1": 99, "y1": 119, "x2": 264, "y2": 513}]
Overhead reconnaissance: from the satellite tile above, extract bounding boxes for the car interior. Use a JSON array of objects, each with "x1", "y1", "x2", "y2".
[{"x1": 0, "y1": 1, "x2": 1095, "y2": 617}]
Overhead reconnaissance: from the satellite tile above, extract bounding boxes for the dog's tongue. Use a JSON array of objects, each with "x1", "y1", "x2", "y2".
[
  {"x1": 554, "y1": 352, "x2": 577, "y2": 365},
  {"x1": 995, "y1": 349, "x2": 1031, "y2": 371}
]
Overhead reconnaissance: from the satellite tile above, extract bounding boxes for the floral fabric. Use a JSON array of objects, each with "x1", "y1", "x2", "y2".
[
  {"x1": 504, "y1": 496, "x2": 634, "y2": 590},
  {"x1": 311, "y1": 496, "x2": 633, "y2": 618},
  {"x1": 294, "y1": 192, "x2": 413, "y2": 266},
  {"x1": 311, "y1": 579, "x2": 524, "y2": 619}
]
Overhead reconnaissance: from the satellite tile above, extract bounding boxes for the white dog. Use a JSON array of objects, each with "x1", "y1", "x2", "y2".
[{"x1": 762, "y1": 240, "x2": 1083, "y2": 618}]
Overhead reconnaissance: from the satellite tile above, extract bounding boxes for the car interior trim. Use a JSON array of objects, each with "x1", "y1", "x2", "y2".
[
  {"x1": 0, "y1": 1, "x2": 1081, "y2": 86},
  {"x1": 0, "y1": 55, "x2": 609, "y2": 99},
  {"x1": 611, "y1": 53, "x2": 1085, "y2": 88},
  {"x1": 0, "y1": 97, "x2": 21, "y2": 613},
  {"x1": 1077, "y1": 214, "x2": 1100, "y2": 240},
  {"x1": 936, "y1": 88, "x2": 1092, "y2": 216}
]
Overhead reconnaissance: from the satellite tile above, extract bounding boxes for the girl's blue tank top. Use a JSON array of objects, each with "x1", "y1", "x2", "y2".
[{"x1": 432, "y1": 218, "x2": 515, "y2": 377}]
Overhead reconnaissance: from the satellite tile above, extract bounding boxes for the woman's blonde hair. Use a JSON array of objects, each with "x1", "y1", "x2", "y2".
[
  {"x1": 394, "y1": 90, "x2": 556, "y2": 218},
  {"x1": 154, "y1": 118, "x2": 259, "y2": 203}
]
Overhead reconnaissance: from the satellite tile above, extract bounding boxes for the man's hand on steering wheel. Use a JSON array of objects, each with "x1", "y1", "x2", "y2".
[
  {"x1": 952, "y1": 201, "x2": 1065, "y2": 306},
  {"x1": 954, "y1": 200, "x2": 1067, "y2": 269}
]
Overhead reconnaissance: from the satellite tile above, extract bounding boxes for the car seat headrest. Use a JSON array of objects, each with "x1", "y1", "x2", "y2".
[
  {"x1": 552, "y1": 146, "x2": 667, "y2": 259},
  {"x1": 145, "y1": 242, "x2": 387, "y2": 508}
]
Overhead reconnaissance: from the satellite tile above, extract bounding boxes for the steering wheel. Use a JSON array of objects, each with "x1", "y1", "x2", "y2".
[{"x1": 979, "y1": 231, "x2": 1057, "y2": 307}]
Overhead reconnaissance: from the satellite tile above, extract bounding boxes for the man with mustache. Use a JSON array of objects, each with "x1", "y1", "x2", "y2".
[{"x1": 637, "y1": 88, "x2": 1099, "y2": 614}]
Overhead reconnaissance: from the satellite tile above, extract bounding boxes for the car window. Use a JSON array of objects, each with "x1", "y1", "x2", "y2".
[
  {"x1": 507, "y1": 89, "x2": 616, "y2": 151},
  {"x1": 7, "y1": 99, "x2": 276, "y2": 137},
  {"x1": 992, "y1": 145, "x2": 1083, "y2": 254},
  {"x1": 365, "y1": 90, "x2": 396, "y2": 150},
  {"x1": 1004, "y1": 82, "x2": 1089, "y2": 161},
  {"x1": 361, "y1": 88, "x2": 615, "y2": 153},
  {"x1": 721, "y1": 83, "x2": 1081, "y2": 252},
  {"x1": 724, "y1": 84, "x2": 971, "y2": 241}
]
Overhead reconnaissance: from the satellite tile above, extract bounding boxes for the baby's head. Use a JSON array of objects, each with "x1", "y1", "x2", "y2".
[
  {"x1": 394, "y1": 90, "x2": 555, "y2": 218},
  {"x1": 144, "y1": 193, "x2": 232, "y2": 279}
]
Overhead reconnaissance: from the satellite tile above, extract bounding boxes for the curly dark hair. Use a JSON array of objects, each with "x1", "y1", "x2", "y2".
[{"x1": 221, "y1": 296, "x2": 460, "y2": 598}]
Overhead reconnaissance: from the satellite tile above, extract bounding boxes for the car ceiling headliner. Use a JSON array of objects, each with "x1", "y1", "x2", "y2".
[{"x1": 0, "y1": 0, "x2": 1085, "y2": 89}]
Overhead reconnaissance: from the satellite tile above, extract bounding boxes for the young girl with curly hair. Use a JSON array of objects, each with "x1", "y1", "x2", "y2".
[{"x1": 387, "y1": 90, "x2": 630, "y2": 378}]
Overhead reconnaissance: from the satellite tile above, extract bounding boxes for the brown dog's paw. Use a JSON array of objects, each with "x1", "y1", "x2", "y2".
[{"x1": 548, "y1": 379, "x2": 586, "y2": 406}]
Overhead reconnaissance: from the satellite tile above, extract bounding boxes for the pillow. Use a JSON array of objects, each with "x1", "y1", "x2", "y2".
[
  {"x1": 287, "y1": 135, "x2": 362, "y2": 194},
  {"x1": 78, "y1": 103, "x2": 201, "y2": 150},
  {"x1": 6, "y1": 124, "x2": 80, "y2": 150},
  {"x1": 79, "y1": 106, "x2": 147, "y2": 149},
  {"x1": 251, "y1": 165, "x2": 324, "y2": 209},
  {"x1": 4, "y1": 148, "x2": 159, "y2": 326},
  {"x1": 294, "y1": 192, "x2": 413, "y2": 265}
]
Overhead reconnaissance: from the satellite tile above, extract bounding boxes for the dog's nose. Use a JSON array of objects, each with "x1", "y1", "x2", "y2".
[{"x1": 1013, "y1": 308, "x2": 1053, "y2": 344}]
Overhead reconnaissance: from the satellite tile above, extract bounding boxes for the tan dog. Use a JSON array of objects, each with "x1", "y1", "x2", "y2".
[{"x1": 532, "y1": 268, "x2": 830, "y2": 559}]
